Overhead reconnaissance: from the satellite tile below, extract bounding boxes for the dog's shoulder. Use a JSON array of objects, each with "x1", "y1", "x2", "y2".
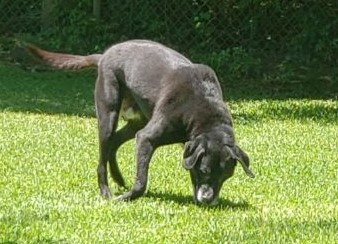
[
  {"x1": 159, "y1": 64, "x2": 222, "y2": 99},
  {"x1": 192, "y1": 64, "x2": 222, "y2": 96}
]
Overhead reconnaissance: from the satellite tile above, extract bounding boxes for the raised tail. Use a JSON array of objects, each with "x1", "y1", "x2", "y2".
[{"x1": 25, "y1": 44, "x2": 102, "y2": 70}]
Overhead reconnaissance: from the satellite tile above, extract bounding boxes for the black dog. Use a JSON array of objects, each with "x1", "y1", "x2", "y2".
[{"x1": 26, "y1": 40, "x2": 254, "y2": 205}]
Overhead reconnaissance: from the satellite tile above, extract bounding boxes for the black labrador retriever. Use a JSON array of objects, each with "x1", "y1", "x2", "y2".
[{"x1": 26, "y1": 40, "x2": 254, "y2": 205}]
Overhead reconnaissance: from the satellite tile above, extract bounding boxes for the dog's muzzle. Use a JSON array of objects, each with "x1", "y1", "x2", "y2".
[{"x1": 196, "y1": 184, "x2": 218, "y2": 205}]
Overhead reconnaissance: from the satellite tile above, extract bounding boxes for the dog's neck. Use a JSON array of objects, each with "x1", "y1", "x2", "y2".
[{"x1": 185, "y1": 100, "x2": 233, "y2": 139}]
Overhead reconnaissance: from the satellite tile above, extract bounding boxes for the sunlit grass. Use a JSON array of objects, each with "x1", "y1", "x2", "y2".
[{"x1": 0, "y1": 64, "x2": 337, "y2": 243}]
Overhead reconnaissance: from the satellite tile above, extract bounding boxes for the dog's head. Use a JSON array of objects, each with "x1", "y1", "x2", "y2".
[{"x1": 183, "y1": 126, "x2": 254, "y2": 205}]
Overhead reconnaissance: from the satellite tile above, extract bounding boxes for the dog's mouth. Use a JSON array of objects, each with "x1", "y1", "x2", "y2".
[{"x1": 194, "y1": 184, "x2": 219, "y2": 206}]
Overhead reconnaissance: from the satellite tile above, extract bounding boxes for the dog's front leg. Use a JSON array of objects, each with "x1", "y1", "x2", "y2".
[
  {"x1": 115, "y1": 128, "x2": 155, "y2": 201},
  {"x1": 115, "y1": 117, "x2": 169, "y2": 201}
]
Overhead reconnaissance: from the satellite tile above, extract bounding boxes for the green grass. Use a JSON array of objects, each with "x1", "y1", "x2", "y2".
[{"x1": 0, "y1": 64, "x2": 337, "y2": 243}]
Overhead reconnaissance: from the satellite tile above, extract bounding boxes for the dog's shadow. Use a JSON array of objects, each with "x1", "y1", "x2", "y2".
[{"x1": 145, "y1": 191, "x2": 252, "y2": 210}]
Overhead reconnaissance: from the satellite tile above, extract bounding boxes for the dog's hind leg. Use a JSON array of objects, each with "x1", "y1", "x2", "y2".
[{"x1": 95, "y1": 69, "x2": 122, "y2": 199}]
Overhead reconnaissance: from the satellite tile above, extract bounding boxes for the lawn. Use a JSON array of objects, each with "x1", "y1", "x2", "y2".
[{"x1": 0, "y1": 64, "x2": 337, "y2": 243}]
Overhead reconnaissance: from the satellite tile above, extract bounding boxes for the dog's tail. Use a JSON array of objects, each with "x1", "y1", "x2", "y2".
[{"x1": 25, "y1": 44, "x2": 102, "y2": 70}]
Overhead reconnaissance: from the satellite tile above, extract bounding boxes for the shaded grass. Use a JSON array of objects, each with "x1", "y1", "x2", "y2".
[
  {"x1": 0, "y1": 64, "x2": 337, "y2": 243},
  {"x1": 0, "y1": 64, "x2": 96, "y2": 116}
]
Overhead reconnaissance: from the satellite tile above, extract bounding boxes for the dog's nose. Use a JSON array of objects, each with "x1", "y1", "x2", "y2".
[{"x1": 197, "y1": 184, "x2": 214, "y2": 203}]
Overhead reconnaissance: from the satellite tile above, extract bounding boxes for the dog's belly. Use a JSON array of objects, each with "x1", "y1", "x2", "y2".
[
  {"x1": 120, "y1": 97, "x2": 143, "y2": 122},
  {"x1": 121, "y1": 106, "x2": 142, "y2": 121}
]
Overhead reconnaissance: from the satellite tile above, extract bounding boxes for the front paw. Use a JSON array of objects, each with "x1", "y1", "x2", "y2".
[
  {"x1": 115, "y1": 188, "x2": 145, "y2": 202},
  {"x1": 115, "y1": 191, "x2": 134, "y2": 201}
]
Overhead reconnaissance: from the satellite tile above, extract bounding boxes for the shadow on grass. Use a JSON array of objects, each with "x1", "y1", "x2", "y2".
[
  {"x1": 145, "y1": 191, "x2": 252, "y2": 210},
  {"x1": 0, "y1": 64, "x2": 96, "y2": 117},
  {"x1": 233, "y1": 100, "x2": 338, "y2": 124},
  {"x1": 0, "y1": 64, "x2": 337, "y2": 123}
]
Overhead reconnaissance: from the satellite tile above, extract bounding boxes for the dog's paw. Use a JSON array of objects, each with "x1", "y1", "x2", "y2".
[{"x1": 115, "y1": 191, "x2": 133, "y2": 202}]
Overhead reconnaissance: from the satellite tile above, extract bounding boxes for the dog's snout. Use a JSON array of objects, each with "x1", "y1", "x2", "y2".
[
  {"x1": 196, "y1": 184, "x2": 215, "y2": 204},
  {"x1": 202, "y1": 188, "x2": 213, "y2": 199}
]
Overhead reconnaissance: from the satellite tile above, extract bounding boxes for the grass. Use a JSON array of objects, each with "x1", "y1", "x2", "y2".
[{"x1": 0, "y1": 64, "x2": 337, "y2": 243}]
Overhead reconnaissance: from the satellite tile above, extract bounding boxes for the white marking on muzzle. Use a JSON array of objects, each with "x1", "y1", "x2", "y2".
[{"x1": 196, "y1": 184, "x2": 217, "y2": 205}]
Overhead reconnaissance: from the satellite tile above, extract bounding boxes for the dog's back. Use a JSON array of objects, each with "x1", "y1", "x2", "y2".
[
  {"x1": 26, "y1": 40, "x2": 226, "y2": 121},
  {"x1": 25, "y1": 40, "x2": 195, "y2": 120},
  {"x1": 26, "y1": 40, "x2": 191, "y2": 71}
]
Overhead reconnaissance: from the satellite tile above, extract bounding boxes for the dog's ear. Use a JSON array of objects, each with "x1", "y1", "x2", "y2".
[
  {"x1": 183, "y1": 139, "x2": 205, "y2": 170},
  {"x1": 226, "y1": 145, "x2": 255, "y2": 178}
]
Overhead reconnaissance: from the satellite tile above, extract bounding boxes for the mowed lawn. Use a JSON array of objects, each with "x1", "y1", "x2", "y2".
[{"x1": 0, "y1": 64, "x2": 337, "y2": 243}]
